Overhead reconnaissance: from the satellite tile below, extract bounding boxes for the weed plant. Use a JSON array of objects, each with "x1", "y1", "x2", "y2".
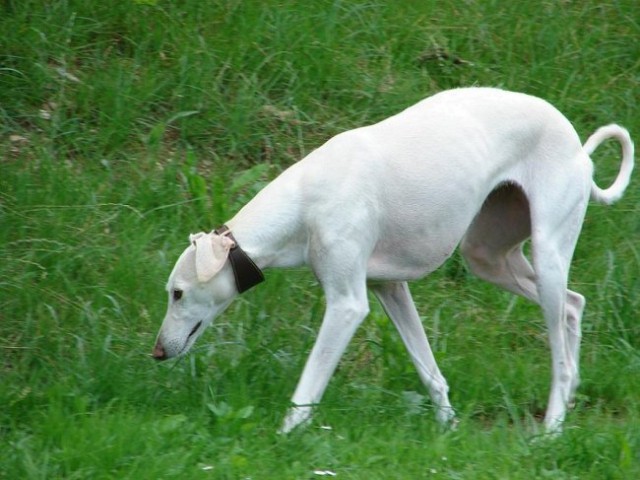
[{"x1": 1, "y1": 1, "x2": 639, "y2": 478}]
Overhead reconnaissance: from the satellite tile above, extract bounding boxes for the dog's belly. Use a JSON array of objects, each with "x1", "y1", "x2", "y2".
[
  {"x1": 366, "y1": 221, "x2": 466, "y2": 281},
  {"x1": 366, "y1": 248, "x2": 455, "y2": 281},
  {"x1": 363, "y1": 166, "x2": 491, "y2": 282}
]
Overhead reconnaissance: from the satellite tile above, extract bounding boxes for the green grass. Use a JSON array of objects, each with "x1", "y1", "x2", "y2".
[{"x1": 1, "y1": 0, "x2": 639, "y2": 478}]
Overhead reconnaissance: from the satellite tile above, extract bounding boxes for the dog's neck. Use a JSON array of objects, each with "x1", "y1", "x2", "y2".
[{"x1": 224, "y1": 165, "x2": 308, "y2": 270}]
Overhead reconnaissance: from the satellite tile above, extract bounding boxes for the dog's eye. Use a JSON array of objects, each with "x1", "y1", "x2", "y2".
[{"x1": 172, "y1": 289, "x2": 183, "y2": 302}]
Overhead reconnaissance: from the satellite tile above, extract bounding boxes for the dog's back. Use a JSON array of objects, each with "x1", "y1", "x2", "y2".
[{"x1": 294, "y1": 88, "x2": 592, "y2": 279}]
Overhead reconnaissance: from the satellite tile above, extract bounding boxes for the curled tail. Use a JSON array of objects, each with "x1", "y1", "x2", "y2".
[{"x1": 585, "y1": 124, "x2": 634, "y2": 204}]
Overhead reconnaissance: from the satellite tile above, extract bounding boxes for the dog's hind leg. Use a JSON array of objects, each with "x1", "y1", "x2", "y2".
[
  {"x1": 529, "y1": 188, "x2": 588, "y2": 434},
  {"x1": 461, "y1": 184, "x2": 535, "y2": 297},
  {"x1": 460, "y1": 183, "x2": 586, "y2": 431},
  {"x1": 371, "y1": 281, "x2": 456, "y2": 426},
  {"x1": 461, "y1": 185, "x2": 585, "y2": 336}
]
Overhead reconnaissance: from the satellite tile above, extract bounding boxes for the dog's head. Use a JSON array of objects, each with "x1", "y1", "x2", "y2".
[{"x1": 152, "y1": 232, "x2": 237, "y2": 360}]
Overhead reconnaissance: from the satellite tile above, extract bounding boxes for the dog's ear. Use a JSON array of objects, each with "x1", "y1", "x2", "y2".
[{"x1": 189, "y1": 232, "x2": 235, "y2": 283}]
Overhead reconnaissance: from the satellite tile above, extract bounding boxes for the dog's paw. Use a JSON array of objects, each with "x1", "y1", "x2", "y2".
[{"x1": 278, "y1": 405, "x2": 313, "y2": 434}]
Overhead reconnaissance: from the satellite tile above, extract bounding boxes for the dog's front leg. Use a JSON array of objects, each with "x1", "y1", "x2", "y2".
[
  {"x1": 371, "y1": 282, "x2": 456, "y2": 427},
  {"x1": 280, "y1": 275, "x2": 369, "y2": 433}
]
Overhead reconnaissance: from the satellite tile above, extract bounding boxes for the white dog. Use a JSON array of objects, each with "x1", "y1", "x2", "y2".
[{"x1": 152, "y1": 87, "x2": 634, "y2": 434}]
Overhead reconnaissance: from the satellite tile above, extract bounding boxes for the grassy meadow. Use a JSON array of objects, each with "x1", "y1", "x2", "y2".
[{"x1": 1, "y1": 0, "x2": 639, "y2": 478}]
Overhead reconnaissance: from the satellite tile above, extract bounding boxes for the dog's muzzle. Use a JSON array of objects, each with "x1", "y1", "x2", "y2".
[{"x1": 152, "y1": 341, "x2": 167, "y2": 361}]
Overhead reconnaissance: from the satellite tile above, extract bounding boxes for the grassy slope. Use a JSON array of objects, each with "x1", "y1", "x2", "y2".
[{"x1": 1, "y1": 1, "x2": 639, "y2": 478}]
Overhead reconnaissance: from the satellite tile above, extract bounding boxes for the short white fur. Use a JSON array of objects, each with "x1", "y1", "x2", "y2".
[{"x1": 152, "y1": 87, "x2": 634, "y2": 435}]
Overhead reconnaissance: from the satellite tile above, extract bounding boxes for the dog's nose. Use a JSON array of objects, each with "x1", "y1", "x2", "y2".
[{"x1": 152, "y1": 341, "x2": 167, "y2": 361}]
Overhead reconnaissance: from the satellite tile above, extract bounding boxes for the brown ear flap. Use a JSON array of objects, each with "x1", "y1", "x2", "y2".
[{"x1": 190, "y1": 232, "x2": 234, "y2": 282}]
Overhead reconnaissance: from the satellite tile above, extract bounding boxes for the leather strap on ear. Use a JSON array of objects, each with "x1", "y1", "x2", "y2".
[{"x1": 215, "y1": 225, "x2": 265, "y2": 294}]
